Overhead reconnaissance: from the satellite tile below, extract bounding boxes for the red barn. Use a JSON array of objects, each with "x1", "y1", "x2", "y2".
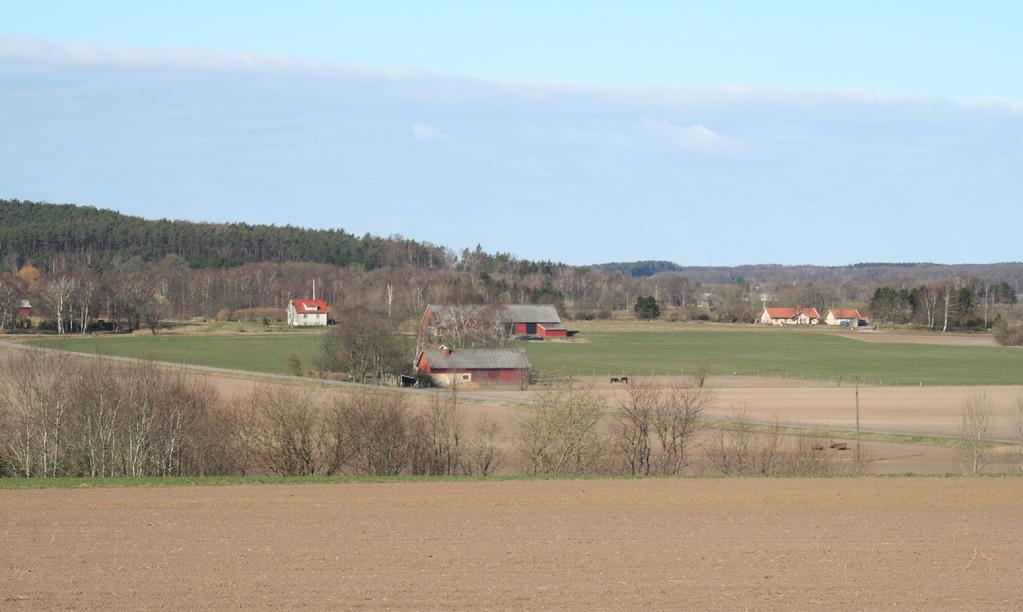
[
  {"x1": 18, "y1": 300, "x2": 31, "y2": 319},
  {"x1": 415, "y1": 346, "x2": 531, "y2": 387},
  {"x1": 504, "y1": 304, "x2": 567, "y2": 337}
]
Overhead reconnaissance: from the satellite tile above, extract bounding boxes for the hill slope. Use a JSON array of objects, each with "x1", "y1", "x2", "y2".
[{"x1": 0, "y1": 199, "x2": 449, "y2": 271}]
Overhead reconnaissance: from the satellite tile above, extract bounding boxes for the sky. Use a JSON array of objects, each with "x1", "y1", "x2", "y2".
[{"x1": 1, "y1": 2, "x2": 1021, "y2": 266}]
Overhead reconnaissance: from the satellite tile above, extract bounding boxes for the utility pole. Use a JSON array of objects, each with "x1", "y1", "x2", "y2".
[{"x1": 855, "y1": 375, "x2": 861, "y2": 463}]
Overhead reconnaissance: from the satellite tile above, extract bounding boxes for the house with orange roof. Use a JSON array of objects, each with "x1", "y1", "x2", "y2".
[
  {"x1": 287, "y1": 298, "x2": 330, "y2": 327},
  {"x1": 759, "y1": 307, "x2": 820, "y2": 325},
  {"x1": 825, "y1": 309, "x2": 869, "y2": 327}
]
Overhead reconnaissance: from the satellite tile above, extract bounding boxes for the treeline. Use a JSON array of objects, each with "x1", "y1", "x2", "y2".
[
  {"x1": 0, "y1": 352, "x2": 501, "y2": 478},
  {"x1": 0, "y1": 199, "x2": 451, "y2": 272},
  {"x1": 1, "y1": 201, "x2": 1020, "y2": 334},
  {"x1": 3, "y1": 259, "x2": 1019, "y2": 336},
  {"x1": 597, "y1": 260, "x2": 683, "y2": 277},
  {"x1": 0, "y1": 352, "x2": 863, "y2": 478},
  {"x1": 867, "y1": 279, "x2": 1017, "y2": 329}
]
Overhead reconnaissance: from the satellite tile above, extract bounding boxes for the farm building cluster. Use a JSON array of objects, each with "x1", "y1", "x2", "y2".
[
  {"x1": 282, "y1": 298, "x2": 555, "y2": 388},
  {"x1": 759, "y1": 307, "x2": 869, "y2": 327},
  {"x1": 414, "y1": 303, "x2": 568, "y2": 387},
  {"x1": 420, "y1": 304, "x2": 567, "y2": 338}
]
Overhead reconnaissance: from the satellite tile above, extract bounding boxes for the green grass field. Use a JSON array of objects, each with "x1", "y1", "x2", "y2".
[
  {"x1": 527, "y1": 328, "x2": 1023, "y2": 385},
  {"x1": 26, "y1": 334, "x2": 323, "y2": 375},
  {"x1": 24, "y1": 324, "x2": 1023, "y2": 386}
]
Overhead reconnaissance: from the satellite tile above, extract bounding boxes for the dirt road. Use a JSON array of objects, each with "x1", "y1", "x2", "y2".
[{"x1": 3, "y1": 478, "x2": 1022, "y2": 609}]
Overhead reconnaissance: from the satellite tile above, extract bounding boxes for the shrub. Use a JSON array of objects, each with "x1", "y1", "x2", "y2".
[
  {"x1": 232, "y1": 307, "x2": 286, "y2": 323},
  {"x1": 993, "y1": 319, "x2": 1023, "y2": 346}
]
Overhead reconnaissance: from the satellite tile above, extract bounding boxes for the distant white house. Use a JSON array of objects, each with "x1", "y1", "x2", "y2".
[
  {"x1": 287, "y1": 298, "x2": 330, "y2": 327},
  {"x1": 825, "y1": 309, "x2": 869, "y2": 327},
  {"x1": 759, "y1": 307, "x2": 820, "y2": 325}
]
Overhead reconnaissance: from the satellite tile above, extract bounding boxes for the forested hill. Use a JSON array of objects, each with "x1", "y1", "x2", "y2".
[
  {"x1": 597, "y1": 260, "x2": 683, "y2": 277},
  {"x1": 0, "y1": 199, "x2": 450, "y2": 271}
]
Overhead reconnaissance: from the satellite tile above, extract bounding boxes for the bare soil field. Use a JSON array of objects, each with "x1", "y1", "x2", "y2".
[
  {"x1": 3, "y1": 478, "x2": 1023, "y2": 609},
  {"x1": 486, "y1": 376, "x2": 1023, "y2": 440}
]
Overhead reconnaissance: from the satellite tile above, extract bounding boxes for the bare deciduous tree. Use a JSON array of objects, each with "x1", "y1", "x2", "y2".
[
  {"x1": 653, "y1": 381, "x2": 712, "y2": 475},
  {"x1": 707, "y1": 410, "x2": 849, "y2": 475},
  {"x1": 332, "y1": 392, "x2": 417, "y2": 475},
  {"x1": 246, "y1": 387, "x2": 326, "y2": 476},
  {"x1": 462, "y1": 414, "x2": 503, "y2": 476},
  {"x1": 40, "y1": 275, "x2": 76, "y2": 334},
  {"x1": 415, "y1": 392, "x2": 464, "y2": 476},
  {"x1": 614, "y1": 379, "x2": 711, "y2": 476},
  {"x1": 0, "y1": 279, "x2": 19, "y2": 331},
  {"x1": 519, "y1": 386, "x2": 606, "y2": 475},
  {"x1": 1012, "y1": 395, "x2": 1023, "y2": 470},
  {"x1": 960, "y1": 393, "x2": 993, "y2": 474},
  {"x1": 320, "y1": 307, "x2": 407, "y2": 382},
  {"x1": 614, "y1": 382, "x2": 656, "y2": 475},
  {"x1": 0, "y1": 352, "x2": 236, "y2": 478}
]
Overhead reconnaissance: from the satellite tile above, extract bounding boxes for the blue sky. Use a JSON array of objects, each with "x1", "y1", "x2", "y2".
[{"x1": 1, "y1": 3, "x2": 1021, "y2": 265}]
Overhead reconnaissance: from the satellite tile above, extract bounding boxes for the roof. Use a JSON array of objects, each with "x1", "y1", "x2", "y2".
[
  {"x1": 501, "y1": 304, "x2": 561, "y2": 324},
  {"x1": 420, "y1": 348, "x2": 531, "y2": 370},
  {"x1": 291, "y1": 299, "x2": 330, "y2": 314},
  {"x1": 18, "y1": 300, "x2": 31, "y2": 308},
  {"x1": 828, "y1": 309, "x2": 861, "y2": 319},
  {"x1": 764, "y1": 307, "x2": 820, "y2": 319},
  {"x1": 537, "y1": 322, "x2": 566, "y2": 330},
  {"x1": 426, "y1": 304, "x2": 561, "y2": 325}
]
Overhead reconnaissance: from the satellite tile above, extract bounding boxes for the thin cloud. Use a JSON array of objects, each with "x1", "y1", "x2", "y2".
[
  {"x1": 636, "y1": 120, "x2": 727, "y2": 151},
  {"x1": 411, "y1": 124, "x2": 445, "y2": 141}
]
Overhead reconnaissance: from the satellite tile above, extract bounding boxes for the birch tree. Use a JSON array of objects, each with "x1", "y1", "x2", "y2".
[{"x1": 41, "y1": 275, "x2": 76, "y2": 334}]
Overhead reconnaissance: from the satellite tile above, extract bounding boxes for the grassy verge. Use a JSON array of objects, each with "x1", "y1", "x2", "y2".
[
  {"x1": 3, "y1": 472, "x2": 1023, "y2": 489},
  {"x1": 698, "y1": 420, "x2": 1019, "y2": 449}
]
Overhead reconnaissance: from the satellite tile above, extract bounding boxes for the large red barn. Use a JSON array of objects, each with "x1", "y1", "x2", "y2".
[{"x1": 415, "y1": 346, "x2": 531, "y2": 387}]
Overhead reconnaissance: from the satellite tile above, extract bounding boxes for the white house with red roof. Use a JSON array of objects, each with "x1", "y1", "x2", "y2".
[
  {"x1": 287, "y1": 298, "x2": 330, "y2": 327},
  {"x1": 759, "y1": 307, "x2": 820, "y2": 325}
]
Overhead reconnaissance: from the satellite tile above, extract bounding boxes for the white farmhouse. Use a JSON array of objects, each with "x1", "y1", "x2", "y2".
[
  {"x1": 759, "y1": 307, "x2": 820, "y2": 325},
  {"x1": 287, "y1": 298, "x2": 330, "y2": 327},
  {"x1": 825, "y1": 309, "x2": 868, "y2": 327}
]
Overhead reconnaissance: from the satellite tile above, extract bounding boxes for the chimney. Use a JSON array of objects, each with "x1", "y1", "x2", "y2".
[{"x1": 441, "y1": 345, "x2": 452, "y2": 356}]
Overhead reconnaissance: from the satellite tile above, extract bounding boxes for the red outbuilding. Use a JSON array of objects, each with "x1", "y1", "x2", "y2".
[
  {"x1": 415, "y1": 346, "x2": 531, "y2": 387},
  {"x1": 18, "y1": 300, "x2": 31, "y2": 319}
]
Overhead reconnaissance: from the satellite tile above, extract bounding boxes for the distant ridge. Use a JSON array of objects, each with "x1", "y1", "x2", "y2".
[{"x1": 596, "y1": 260, "x2": 682, "y2": 277}]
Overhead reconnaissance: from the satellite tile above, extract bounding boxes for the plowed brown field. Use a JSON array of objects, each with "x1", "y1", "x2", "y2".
[{"x1": 3, "y1": 478, "x2": 1022, "y2": 609}]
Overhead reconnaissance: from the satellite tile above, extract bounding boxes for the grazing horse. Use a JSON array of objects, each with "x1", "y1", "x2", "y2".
[
  {"x1": 619, "y1": 376, "x2": 629, "y2": 384},
  {"x1": 610, "y1": 377, "x2": 620, "y2": 384}
]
